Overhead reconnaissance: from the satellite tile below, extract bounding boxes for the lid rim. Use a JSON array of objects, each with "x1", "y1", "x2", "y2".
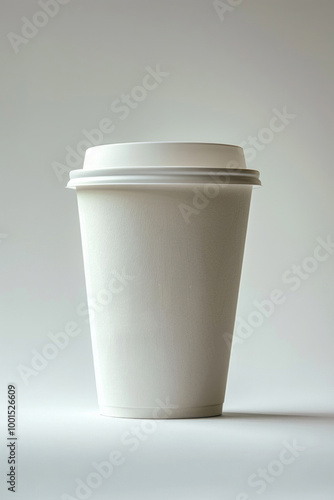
[
  {"x1": 85, "y1": 141, "x2": 244, "y2": 151},
  {"x1": 69, "y1": 166, "x2": 260, "y2": 179},
  {"x1": 67, "y1": 169, "x2": 261, "y2": 188}
]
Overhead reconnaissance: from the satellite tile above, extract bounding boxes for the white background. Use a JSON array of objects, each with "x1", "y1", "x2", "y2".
[{"x1": 1, "y1": 1, "x2": 333, "y2": 499}]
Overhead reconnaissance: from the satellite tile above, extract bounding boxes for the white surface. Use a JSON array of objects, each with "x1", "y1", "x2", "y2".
[
  {"x1": 10, "y1": 408, "x2": 334, "y2": 499},
  {"x1": 1, "y1": 0, "x2": 334, "y2": 498}
]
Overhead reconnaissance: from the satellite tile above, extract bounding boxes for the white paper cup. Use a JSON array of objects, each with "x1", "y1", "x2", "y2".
[{"x1": 67, "y1": 142, "x2": 261, "y2": 418}]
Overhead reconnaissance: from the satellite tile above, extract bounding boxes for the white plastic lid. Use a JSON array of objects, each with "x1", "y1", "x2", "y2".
[{"x1": 67, "y1": 142, "x2": 261, "y2": 188}]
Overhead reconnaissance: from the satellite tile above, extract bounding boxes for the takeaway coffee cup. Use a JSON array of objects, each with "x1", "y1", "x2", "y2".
[{"x1": 67, "y1": 142, "x2": 261, "y2": 418}]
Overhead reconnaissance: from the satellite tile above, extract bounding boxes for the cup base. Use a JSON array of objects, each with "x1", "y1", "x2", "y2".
[{"x1": 99, "y1": 403, "x2": 223, "y2": 419}]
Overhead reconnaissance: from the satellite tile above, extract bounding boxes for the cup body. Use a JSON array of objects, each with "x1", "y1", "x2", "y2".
[{"x1": 75, "y1": 183, "x2": 253, "y2": 418}]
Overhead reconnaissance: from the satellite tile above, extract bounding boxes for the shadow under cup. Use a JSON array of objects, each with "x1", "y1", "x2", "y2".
[{"x1": 67, "y1": 142, "x2": 261, "y2": 418}]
